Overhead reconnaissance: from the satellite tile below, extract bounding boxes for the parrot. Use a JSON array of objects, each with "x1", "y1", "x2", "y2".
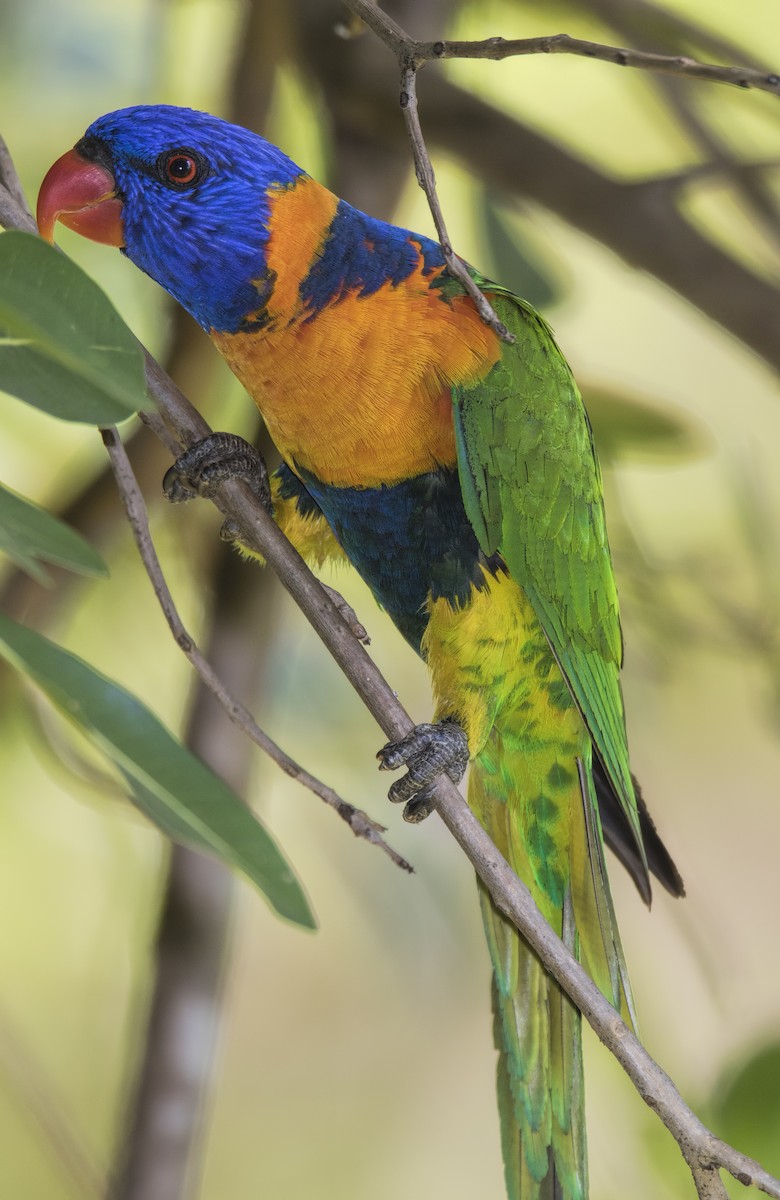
[{"x1": 37, "y1": 105, "x2": 684, "y2": 1200}]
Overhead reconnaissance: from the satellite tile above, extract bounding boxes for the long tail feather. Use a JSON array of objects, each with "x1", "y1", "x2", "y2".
[{"x1": 470, "y1": 735, "x2": 633, "y2": 1200}]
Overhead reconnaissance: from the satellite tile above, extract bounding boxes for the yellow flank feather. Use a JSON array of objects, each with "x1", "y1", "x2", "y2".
[
  {"x1": 425, "y1": 567, "x2": 637, "y2": 1032},
  {"x1": 231, "y1": 472, "x2": 346, "y2": 570},
  {"x1": 274, "y1": 485, "x2": 346, "y2": 568},
  {"x1": 211, "y1": 178, "x2": 501, "y2": 490},
  {"x1": 423, "y1": 568, "x2": 581, "y2": 757}
]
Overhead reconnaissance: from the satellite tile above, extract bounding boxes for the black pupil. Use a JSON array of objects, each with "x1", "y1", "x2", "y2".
[{"x1": 169, "y1": 156, "x2": 193, "y2": 179}]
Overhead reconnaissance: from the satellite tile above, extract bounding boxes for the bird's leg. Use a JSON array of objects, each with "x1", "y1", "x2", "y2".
[
  {"x1": 163, "y1": 433, "x2": 371, "y2": 645},
  {"x1": 377, "y1": 719, "x2": 469, "y2": 824},
  {"x1": 163, "y1": 432, "x2": 273, "y2": 514}
]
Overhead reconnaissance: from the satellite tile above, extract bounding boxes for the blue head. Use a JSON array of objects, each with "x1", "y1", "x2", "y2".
[{"x1": 40, "y1": 104, "x2": 304, "y2": 332}]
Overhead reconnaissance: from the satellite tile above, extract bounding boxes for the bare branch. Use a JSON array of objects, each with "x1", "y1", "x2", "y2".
[
  {"x1": 100, "y1": 425, "x2": 412, "y2": 874},
  {"x1": 573, "y1": 0, "x2": 770, "y2": 76},
  {"x1": 343, "y1": 0, "x2": 780, "y2": 96},
  {"x1": 399, "y1": 65, "x2": 513, "y2": 342}
]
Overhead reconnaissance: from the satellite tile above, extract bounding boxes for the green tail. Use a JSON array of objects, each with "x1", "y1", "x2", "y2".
[{"x1": 470, "y1": 724, "x2": 636, "y2": 1200}]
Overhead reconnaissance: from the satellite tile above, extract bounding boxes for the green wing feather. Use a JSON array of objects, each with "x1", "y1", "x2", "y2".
[{"x1": 452, "y1": 276, "x2": 644, "y2": 861}]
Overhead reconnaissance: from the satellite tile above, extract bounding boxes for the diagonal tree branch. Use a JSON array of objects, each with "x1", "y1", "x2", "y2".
[
  {"x1": 100, "y1": 425, "x2": 412, "y2": 872},
  {"x1": 580, "y1": 0, "x2": 770, "y2": 74},
  {"x1": 398, "y1": 63, "x2": 512, "y2": 340}
]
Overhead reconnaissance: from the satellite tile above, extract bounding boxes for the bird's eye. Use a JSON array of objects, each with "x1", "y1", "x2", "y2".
[{"x1": 157, "y1": 149, "x2": 206, "y2": 189}]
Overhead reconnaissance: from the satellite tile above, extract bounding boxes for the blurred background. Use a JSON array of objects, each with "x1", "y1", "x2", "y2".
[{"x1": 1, "y1": 1, "x2": 780, "y2": 1197}]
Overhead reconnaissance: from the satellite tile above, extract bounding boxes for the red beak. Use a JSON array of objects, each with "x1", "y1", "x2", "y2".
[{"x1": 37, "y1": 148, "x2": 124, "y2": 247}]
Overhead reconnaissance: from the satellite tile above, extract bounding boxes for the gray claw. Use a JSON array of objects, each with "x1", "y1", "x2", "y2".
[
  {"x1": 377, "y1": 719, "x2": 469, "y2": 821},
  {"x1": 163, "y1": 432, "x2": 273, "y2": 514}
]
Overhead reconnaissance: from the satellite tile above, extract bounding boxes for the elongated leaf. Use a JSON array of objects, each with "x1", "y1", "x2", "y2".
[
  {"x1": 0, "y1": 481, "x2": 108, "y2": 582},
  {"x1": 0, "y1": 613, "x2": 315, "y2": 929},
  {"x1": 0, "y1": 231, "x2": 149, "y2": 423}
]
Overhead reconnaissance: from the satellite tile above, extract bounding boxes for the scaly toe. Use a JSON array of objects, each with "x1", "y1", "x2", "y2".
[
  {"x1": 377, "y1": 719, "x2": 469, "y2": 809},
  {"x1": 163, "y1": 432, "x2": 272, "y2": 513}
]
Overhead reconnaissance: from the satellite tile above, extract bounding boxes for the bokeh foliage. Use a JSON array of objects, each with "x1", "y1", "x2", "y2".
[{"x1": 1, "y1": 2, "x2": 780, "y2": 1198}]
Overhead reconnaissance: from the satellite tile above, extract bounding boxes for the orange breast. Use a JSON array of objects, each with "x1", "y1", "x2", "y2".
[{"x1": 211, "y1": 179, "x2": 502, "y2": 489}]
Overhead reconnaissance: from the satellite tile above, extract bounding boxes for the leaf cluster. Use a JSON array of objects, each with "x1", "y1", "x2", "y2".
[{"x1": 0, "y1": 230, "x2": 314, "y2": 930}]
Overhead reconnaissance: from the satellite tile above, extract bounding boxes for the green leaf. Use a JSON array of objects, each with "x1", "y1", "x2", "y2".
[
  {"x1": 0, "y1": 230, "x2": 150, "y2": 423},
  {"x1": 0, "y1": 481, "x2": 108, "y2": 583},
  {"x1": 0, "y1": 612, "x2": 315, "y2": 929},
  {"x1": 582, "y1": 385, "x2": 711, "y2": 466}
]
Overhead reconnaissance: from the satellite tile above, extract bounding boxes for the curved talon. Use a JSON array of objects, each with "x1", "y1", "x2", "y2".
[
  {"x1": 402, "y1": 786, "x2": 435, "y2": 824},
  {"x1": 377, "y1": 719, "x2": 469, "y2": 820},
  {"x1": 219, "y1": 517, "x2": 244, "y2": 543},
  {"x1": 163, "y1": 432, "x2": 273, "y2": 514}
]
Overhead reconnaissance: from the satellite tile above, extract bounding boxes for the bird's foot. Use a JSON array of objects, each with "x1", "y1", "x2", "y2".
[
  {"x1": 377, "y1": 719, "x2": 469, "y2": 824},
  {"x1": 163, "y1": 432, "x2": 273, "y2": 515}
]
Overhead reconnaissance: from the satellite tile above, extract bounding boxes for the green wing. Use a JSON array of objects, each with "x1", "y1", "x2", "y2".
[{"x1": 452, "y1": 276, "x2": 644, "y2": 857}]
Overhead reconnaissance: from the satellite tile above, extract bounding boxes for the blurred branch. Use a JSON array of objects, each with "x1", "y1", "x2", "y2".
[
  {"x1": 0, "y1": 997, "x2": 108, "y2": 1199},
  {"x1": 101, "y1": 425, "x2": 412, "y2": 872},
  {"x1": 343, "y1": 0, "x2": 780, "y2": 96},
  {"x1": 655, "y1": 157, "x2": 780, "y2": 192},
  {"x1": 110, "y1": 842, "x2": 233, "y2": 1200},
  {"x1": 582, "y1": 0, "x2": 780, "y2": 265}
]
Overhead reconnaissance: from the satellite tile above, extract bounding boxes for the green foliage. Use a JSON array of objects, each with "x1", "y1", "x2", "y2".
[
  {"x1": 0, "y1": 228, "x2": 313, "y2": 929},
  {"x1": 0, "y1": 480, "x2": 108, "y2": 582},
  {"x1": 0, "y1": 613, "x2": 315, "y2": 928},
  {"x1": 0, "y1": 231, "x2": 149, "y2": 423}
]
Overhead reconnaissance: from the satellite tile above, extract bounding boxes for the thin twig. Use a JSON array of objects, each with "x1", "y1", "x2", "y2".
[
  {"x1": 399, "y1": 66, "x2": 513, "y2": 342},
  {"x1": 100, "y1": 426, "x2": 412, "y2": 874},
  {"x1": 340, "y1": 0, "x2": 780, "y2": 343},
  {"x1": 343, "y1": 1, "x2": 780, "y2": 96},
  {"x1": 580, "y1": 0, "x2": 769, "y2": 74},
  {"x1": 2, "y1": 127, "x2": 779, "y2": 1197}
]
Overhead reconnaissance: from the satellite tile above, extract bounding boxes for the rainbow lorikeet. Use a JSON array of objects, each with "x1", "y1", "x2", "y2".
[{"x1": 38, "y1": 105, "x2": 683, "y2": 1199}]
